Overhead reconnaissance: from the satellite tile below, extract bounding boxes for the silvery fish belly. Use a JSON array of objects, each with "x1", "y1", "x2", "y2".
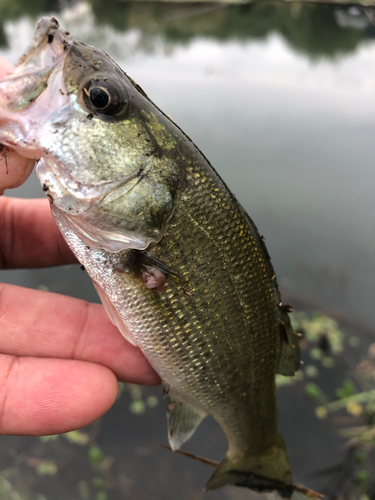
[{"x1": 0, "y1": 18, "x2": 300, "y2": 495}]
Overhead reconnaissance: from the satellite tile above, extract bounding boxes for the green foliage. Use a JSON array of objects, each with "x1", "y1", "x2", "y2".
[
  {"x1": 276, "y1": 369, "x2": 303, "y2": 387},
  {"x1": 92, "y1": 478, "x2": 103, "y2": 489},
  {"x1": 0, "y1": 0, "x2": 59, "y2": 47},
  {"x1": 315, "y1": 406, "x2": 328, "y2": 419},
  {"x1": 305, "y1": 382, "x2": 324, "y2": 402},
  {"x1": 292, "y1": 310, "x2": 375, "y2": 494},
  {"x1": 0, "y1": 477, "x2": 25, "y2": 500},
  {"x1": 0, "y1": 383, "x2": 161, "y2": 498},
  {"x1": 321, "y1": 356, "x2": 334, "y2": 368},
  {"x1": 78, "y1": 480, "x2": 89, "y2": 500},
  {"x1": 127, "y1": 383, "x2": 159, "y2": 415},
  {"x1": 305, "y1": 364, "x2": 319, "y2": 378},
  {"x1": 355, "y1": 449, "x2": 367, "y2": 463},
  {"x1": 1, "y1": 0, "x2": 371, "y2": 59},
  {"x1": 89, "y1": 0, "x2": 371, "y2": 59},
  {"x1": 355, "y1": 469, "x2": 369, "y2": 485},
  {"x1": 0, "y1": 478, "x2": 48, "y2": 500},
  {"x1": 39, "y1": 435, "x2": 58, "y2": 443},
  {"x1": 146, "y1": 395, "x2": 159, "y2": 408},
  {"x1": 63, "y1": 430, "x2": 90, "y2": 446},
  {"x1": 336, "y1": 379, "x2": 357, "y2": 400},
  {"x1": 349, "y1": 336, "x2": 361, "y2": 347},
  {"x1": 0, "y1": 0, "x2": 59, "y2": 22},
  {"x1": 35, "y1": 461, "x2": 57, "y2": 476},
  {"x1": 88, "y1": 447, "x2": 105, "y2": 468},
  {"x1": 292, "y1": 311, "x2": 345, "y2": 355}
]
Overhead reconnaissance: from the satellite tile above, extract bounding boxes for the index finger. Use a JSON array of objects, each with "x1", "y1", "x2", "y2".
[{"x1": 0, "y1": 56, "x2": 35, "y2": 194}]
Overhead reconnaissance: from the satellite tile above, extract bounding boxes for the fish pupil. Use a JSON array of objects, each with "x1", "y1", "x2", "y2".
[
  {"x1": 81, "y1": 77, "x2": 128, "y2": 118},
  {"x1": 89, "y1": 87, "x2": 110, "y2": 109}
]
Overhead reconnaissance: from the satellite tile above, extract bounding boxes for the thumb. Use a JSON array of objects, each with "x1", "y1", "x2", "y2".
[{"x1": 0, "y1": 56, "x2": 35, "y2": 194}]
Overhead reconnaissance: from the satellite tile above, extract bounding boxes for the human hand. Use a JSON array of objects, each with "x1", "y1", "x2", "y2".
[{"x1": 0, "y1": 57, "x2": 160, "y2": 437}]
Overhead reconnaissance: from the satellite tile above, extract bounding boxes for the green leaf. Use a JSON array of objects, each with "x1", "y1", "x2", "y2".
[
  {"x1": 129, "y1": 401, "x2": 145, "y2": 415},
  {"x1": 336, "y1": 379, "x2": 356, "y2": 400},
  {"x1": 39, "y1": 434, "x2": 59, "y2": 443},
  {"x1": 64, "y1": 430, "x2": 90, "y2": 446},
  {"x1": 349, "y1": 336, "x2": 360, "y2": 347},
  {"x1": 78, "y1": 480, "x2": 89, "y2": 500},
  {"x1": 92, "y1": 478, "x2": 103, "y2": 489},
  {"x1": 88, "y1": 447, "x2": 104, "y2": 467},
  {"x1": 355, "y1": 469, "x2": 369, "y2": 485},
  {"x1": 305, "y1": 382, "x2": 323, "y2": 401},
  {"x1": 146, "y1": 395, "x2": 159, "y2": 408},
  {"x1": 305, "y1": 365, "x2": 319, "y2": 378},
  {"x1": 36, "y1": 461, "x2": 58, "y2": 475}
]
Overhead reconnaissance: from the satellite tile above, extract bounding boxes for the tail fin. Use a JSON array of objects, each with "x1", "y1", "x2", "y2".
[{"x1": 205, "y1": 433, "x2": 293, "y2": 498}]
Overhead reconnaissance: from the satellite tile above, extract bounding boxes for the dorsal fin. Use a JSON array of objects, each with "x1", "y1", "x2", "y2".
[{"x1": 277, "y1": 304, "x2": 300, "y2": 376}]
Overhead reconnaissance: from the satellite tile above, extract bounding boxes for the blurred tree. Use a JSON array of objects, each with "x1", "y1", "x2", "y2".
[
  {"x1": 0, "y1": 0, "x2": 60, "y2": 47},
  {"x1": 88, "y1": 0, "x2": 372, "y2": 59}
]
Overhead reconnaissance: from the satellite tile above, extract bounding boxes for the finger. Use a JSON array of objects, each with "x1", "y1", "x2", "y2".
[
  {"x1": 0, "y1": 58, "x2": 35, "y2": 194},
  {"x1": 0, "y1": 354, "x2": 119, "y2": 435},
  {"x1": 0, "y1": 283, "x2": 160, "y2": 386},
  {"x1": 0, "y1": 197, "x2": 77, "y2": 269},
  {"x1": 0, "y1": 148, "x2": 35, "y2": 195}
]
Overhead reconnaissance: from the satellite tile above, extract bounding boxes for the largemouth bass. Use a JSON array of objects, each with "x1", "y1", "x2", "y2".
[{"x1": 0, "y1": 18, "x2": 300, "y2": 495}]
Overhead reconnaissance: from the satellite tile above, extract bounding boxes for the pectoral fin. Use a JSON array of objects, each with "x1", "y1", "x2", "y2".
[
  {"x1": 163, "y1": 387, "x2": 206, "y2": 450},
  {"x1": 137, "y1": 251, "x2": 186, "y2": 285}
]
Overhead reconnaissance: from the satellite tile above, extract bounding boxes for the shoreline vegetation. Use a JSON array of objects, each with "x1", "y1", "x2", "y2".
[{"x1": 1, "y1": 0, "x2": 374, "y2": 60}]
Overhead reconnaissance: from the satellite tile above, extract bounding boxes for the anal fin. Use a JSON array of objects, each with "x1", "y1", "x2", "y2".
[{"x1": 163, "y1": 387, "x2": 206, "y2": 450}]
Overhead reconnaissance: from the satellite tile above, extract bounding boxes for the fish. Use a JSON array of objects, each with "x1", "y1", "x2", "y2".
[{"x1": 0, "y1": 18, "x2": 301, "y2": 496}]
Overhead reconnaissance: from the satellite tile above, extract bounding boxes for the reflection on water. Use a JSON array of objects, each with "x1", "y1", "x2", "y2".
[
  {"x1": 1, "y1": 1, "x2": 375, "y2": 58},
  {"x1": 0, "y1": 1, "x2": 374, "y2": 499}
]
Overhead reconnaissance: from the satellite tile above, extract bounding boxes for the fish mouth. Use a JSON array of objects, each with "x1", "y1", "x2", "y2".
[
  {"x1": 0, "y1": 18, "x2": 72, "y2": 158},
  {"x1": 0, "y1": 18, "x2": 70, "y2": 113},
  {"x1": 16, "y1": 18, "x2": 68, "y2": 71}
]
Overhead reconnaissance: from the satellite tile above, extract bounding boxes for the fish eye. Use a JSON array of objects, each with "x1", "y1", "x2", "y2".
[
  {"x1": 89, "y1": 86, "x2": 110, "y2": 109},
  {"x1": 81, "y1": 76, "x2": 128, "y2": 118}
]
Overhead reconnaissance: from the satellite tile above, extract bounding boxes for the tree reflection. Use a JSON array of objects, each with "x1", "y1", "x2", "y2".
[
  {"x1": 88, "y1": 0, "x2": 372, "y2": 58},
  {"x1": 0, "y1": 0, "x2": 59, "y2": 47},
  {"x1": 0, "y1": 0, "x2": 374, "y2": 57}
]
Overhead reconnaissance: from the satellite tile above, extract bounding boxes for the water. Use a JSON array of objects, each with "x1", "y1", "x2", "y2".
[{"x1": 0, "y1": 2, "x2": 374, "y2": 499}]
